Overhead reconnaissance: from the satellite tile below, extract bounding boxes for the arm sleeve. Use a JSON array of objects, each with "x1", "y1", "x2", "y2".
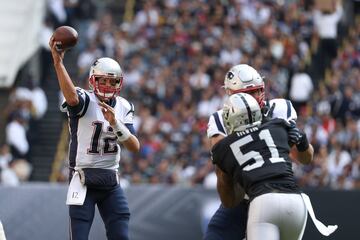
[
  {"x1": 270, "y1": 99, "x2": 297, "y2": 122},
  {"x1": 207, "y1": 112, "x2": 227, "y2": 138},
  {"x1": 123, "y1": 102, "x2": 135, "y2": 124},
  {"x1": 125, "y1": 123, "x2": 136, "y2": 135},
  {"x1": 334, "y1": 3, "x2": 343, "y2": 22},
  {"x1": 59, "y1": 88, "x2": 89, "y2": 117}
]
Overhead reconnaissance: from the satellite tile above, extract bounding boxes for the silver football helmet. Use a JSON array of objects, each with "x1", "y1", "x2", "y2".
[
  {"x1": 222, "y1": 92, "x2": 262, "y2": 134},
  {"x1": 224, "y1": 64, "x2": 265, "y2": 106},
  {"x1": 89, "y1": 57, "x2": 123, "y2": 100}
]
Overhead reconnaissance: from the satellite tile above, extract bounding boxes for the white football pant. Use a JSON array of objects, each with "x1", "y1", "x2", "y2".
[{"x1": 247, "y1": 193, "x2": 307, "y2": 240}]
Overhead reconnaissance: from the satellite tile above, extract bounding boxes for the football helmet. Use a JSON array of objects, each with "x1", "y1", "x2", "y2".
[
  {"x1": 222, "y1": 92, "x2": 262, "y2": 134},
  {"x1": 89, "y1": 57, "x2": 123, "y2": 100},
  {"x1": 224, "y1": 64, "x2": 265, "y2": 107}
]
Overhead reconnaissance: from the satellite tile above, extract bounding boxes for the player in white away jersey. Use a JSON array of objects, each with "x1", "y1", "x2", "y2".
[
  {"x1": 204, "y1": 64, "x2": 314, "y2": 240},
  {"x1": 50, "y1": 36, "x2": 140, "y2": 240}
]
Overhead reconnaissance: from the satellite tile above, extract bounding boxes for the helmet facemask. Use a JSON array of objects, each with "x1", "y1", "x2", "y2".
[{"x1": 89, "y1": 75, "x2": 123, "y2": 101}]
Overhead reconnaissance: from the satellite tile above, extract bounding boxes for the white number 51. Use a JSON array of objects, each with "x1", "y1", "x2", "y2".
[{"x1": 230, "y1": 129, "x2": 285, "y2": 171}]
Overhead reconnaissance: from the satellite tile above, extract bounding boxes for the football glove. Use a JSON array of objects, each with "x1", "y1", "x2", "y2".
[{"x1": 287, "y1": 120, "x2": 309, "y2": 151}]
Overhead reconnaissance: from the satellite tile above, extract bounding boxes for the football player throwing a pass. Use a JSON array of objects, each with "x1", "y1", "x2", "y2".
[{"x1": 49, "y1": 37, "x2": 140, "y2": 240}]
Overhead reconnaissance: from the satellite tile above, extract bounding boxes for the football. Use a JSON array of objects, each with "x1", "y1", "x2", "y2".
[{"x1": 52, "y1": 26, "x2": 78, "y2": 51}]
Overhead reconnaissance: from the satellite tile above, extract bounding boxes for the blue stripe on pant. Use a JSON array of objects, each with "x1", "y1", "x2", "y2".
[
  {"x1": 204, "y1": 201, "x2": 248, "y2": 240},
  {"x1": 69, "y1": 185, "x2": 130, "y2": 240}
]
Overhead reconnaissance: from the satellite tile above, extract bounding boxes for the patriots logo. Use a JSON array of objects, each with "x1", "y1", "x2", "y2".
[
  {"x1": 227, "y1": 71, "x2": 234, "y2": 80},
  {"x1": 92, "y1": 60, "x2": 99, "y2": 66}
]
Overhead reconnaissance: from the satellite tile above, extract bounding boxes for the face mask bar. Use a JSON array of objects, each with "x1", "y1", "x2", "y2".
[{"x1": 89, "y1": 75, "x2": 123, "y2": 100}]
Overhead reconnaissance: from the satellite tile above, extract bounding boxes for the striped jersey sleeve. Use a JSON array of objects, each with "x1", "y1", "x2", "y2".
[
  {"x1": 268, "y1": 98, "x2": 297, "y2": 122},
  {"x1": 59, "y1": 87, "x2": 90, "y2": 117},
  {"x1": 117, "y1": 97, "x2": 135, "y2": 124},
  {"x1": 207, "y1": 110, "x2": 227, "y2": 138}
]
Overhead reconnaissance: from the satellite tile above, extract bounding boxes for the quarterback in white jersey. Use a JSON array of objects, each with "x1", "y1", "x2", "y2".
[
  {"x1": 50, "y1": 36, "x2": 139, "y2": 240},
  {"x1": 60, "y1": 87, "x2": 135, "y2": 170},
  {"x1": 204, "y1": 64, "x2": 314, "y2": 240}
]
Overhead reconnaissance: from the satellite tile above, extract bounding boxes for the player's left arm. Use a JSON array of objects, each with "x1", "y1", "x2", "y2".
[
  {"x1": 211, "y1": 142, "x2": 244, "y2": 208},
  {"x1": 272, "y1": 99, "x2": 314, "y2": 164},
  {"x1": 215, "y1": 166, "x2": 242, "y2": 208},
  {"x1": 98, "y1": 101, "x2": 140, "y2": 152},
  {"x1": 286, "y1": 104, "x2": 314, "y2": 164},
  {"x1": 287, "y1": 120, "x2": 314, "y2": 164},
  {"x1": 297, "y1": 142, "x2": 314, "y2": 165}
]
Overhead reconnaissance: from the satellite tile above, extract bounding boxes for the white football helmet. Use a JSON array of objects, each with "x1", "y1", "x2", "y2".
[
  {"x1": 89, "y1": 57, "x2": 123, "y2": 100},
  {"x1": 222, "y1": 92, "x2": 262, "y2": 134},
  {"x1": 224, "y1": 64, "x2": 265, "y2": 107}
]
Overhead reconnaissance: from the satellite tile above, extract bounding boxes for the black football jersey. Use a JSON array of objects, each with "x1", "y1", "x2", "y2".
[{"x1": 211, "y1": 119, "x2": 300, "y2": 200}]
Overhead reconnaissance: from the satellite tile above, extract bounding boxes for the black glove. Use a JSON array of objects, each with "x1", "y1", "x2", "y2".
[{"x1": 287, "y1": 120, "x2": 309, "y2": 151}]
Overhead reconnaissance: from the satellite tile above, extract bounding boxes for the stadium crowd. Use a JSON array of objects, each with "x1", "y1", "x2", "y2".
[{"x1": 1, "y1": 0, "x2": 359, "y2": 190}]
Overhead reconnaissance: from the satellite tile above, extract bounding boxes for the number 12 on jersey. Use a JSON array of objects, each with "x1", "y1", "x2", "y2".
[{"x1": 87, "y1": 122, "x2": 118, "y2": 155}]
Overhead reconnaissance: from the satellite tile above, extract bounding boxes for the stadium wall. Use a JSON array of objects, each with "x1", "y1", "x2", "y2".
[{"x1": 0, "y1": 184, "x2": 358, "y2": 240}]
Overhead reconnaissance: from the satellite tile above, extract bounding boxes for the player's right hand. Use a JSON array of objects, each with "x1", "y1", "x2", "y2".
[
  {"x1": 287, "y1": 120, "x2": 305, "y2": 146},
  {"x1": 49, "y1": 36, "x2": 65, "y2": 65}
]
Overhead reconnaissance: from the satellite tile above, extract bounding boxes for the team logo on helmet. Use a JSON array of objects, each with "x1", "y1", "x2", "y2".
[{"x1": 227, "y1": 71, "x2": 234, "y2": 80}]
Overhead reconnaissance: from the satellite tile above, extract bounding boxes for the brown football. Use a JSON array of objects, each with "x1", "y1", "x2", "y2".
[{"x1": 53, "y1": 26, "x2": 78, "y2": 50}]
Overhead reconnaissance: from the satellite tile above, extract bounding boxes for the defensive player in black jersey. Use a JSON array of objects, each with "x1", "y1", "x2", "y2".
[
  {"x1": 205, "y1": 64, "x2": 313, "y2": 240},
  {"x1": 211, "y1": 93, "x2": 313, "y2": 240}
]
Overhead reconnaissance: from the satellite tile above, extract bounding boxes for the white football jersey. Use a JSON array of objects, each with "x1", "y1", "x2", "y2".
[
  {"x1": 207, "y1": 98, "x2": 297, "y2": 138},
  {"x1": 60, "y1": 88, "x2": 135, "y2": 170}
]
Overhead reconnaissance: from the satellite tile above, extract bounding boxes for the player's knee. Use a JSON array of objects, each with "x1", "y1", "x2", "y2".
[
  {"x1": 105, "y1": 216, "x2": 130, "y2": 240},
  {"x1": 108, "y1": 230, "x2": 129, "y2": 240}
]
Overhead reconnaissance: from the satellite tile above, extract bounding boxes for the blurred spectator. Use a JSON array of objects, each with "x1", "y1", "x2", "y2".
[
  {"x1": 289, "y1": 61, "x2": 314, "y2": 114},
  {"x1": 5, "y1": 111, "x2": 30, "y2": 160},
  {"x1": 313, "y1": 0, "x2": 343, "y2": 75},
  {"x1": 327, "y1": 140, "x2": 352, "y2": 189},
  {"x1": 39, "y1": 17, "x2": 54, "y2": 86},
  {"x1": 30, "y1": 85, "x2": 48, "y2": 120},
  {"x1": 11, "y1": 159, "x2": 32, "y2": 182},
  {"x1": 47, "y1": 0, "x2": 67, "y2": 27},
  {"x1": 0, "y1": 144, "x2": 19, "y2": 186},
  {"x1": 133, "y1": 1, "x2": 159, "y2": 31}
]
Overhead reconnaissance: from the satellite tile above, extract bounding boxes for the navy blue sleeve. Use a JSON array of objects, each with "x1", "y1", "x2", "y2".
[
  {"x1": 125, "y1": 123, "x2": 136, "y2": 135},
  {"x1": 66, "y1": 90, "x2": 90, "y2": 117}
]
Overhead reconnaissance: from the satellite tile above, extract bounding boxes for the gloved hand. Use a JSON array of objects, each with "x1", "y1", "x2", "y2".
[
  {"x1": 288, "y1": 120, "x2": 303, "y2": 145},
  {"x1": 287, "y1": 120, "x2": 309, "y2": 151}
]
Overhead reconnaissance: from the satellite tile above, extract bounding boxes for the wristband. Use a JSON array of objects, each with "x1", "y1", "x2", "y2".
[
  {"x1": 296, "y1": 132, "x2": 309, "y2": 152},
  {"x1": 112, "y1": 120, "x2": 131, "y2": 142}
]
